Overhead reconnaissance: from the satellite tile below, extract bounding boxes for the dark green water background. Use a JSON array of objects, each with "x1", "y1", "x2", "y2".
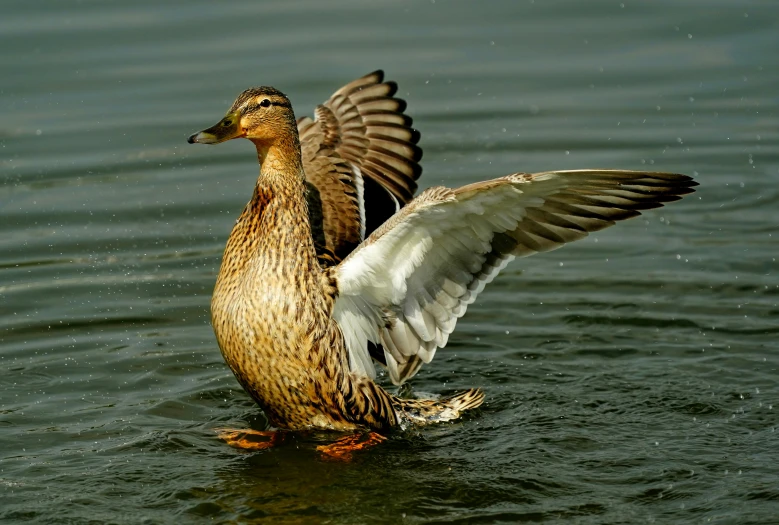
[{"x1": 2, "y1": 1, "x2": 778, "y2": 523}]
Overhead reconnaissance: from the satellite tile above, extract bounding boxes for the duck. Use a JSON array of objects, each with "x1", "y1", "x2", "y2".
[{"x1": 187, "y1": 70, "x2": 696, "y2": 446}]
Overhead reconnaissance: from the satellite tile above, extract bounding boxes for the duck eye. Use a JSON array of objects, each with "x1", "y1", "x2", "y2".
[{"x1": 259, "y1": 99, "x2": 271, "y2": 108}]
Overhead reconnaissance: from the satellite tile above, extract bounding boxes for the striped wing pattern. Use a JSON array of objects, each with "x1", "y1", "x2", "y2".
[
  {"x1": 299, "y1": 70, "x2": 422, "y2": 264},
  {"x1": 332, "y1": 170, "x2": 697, "y2": 384}
]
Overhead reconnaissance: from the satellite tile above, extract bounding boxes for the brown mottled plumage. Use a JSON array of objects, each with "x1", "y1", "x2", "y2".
[{"x1": 187, "y1": 71, "x2": 696, "y2": 433}]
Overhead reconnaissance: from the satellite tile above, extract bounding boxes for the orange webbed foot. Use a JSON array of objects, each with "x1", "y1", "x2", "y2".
[
  {"x1": 215, "y1": 428, "x2": 284, "y2": 451},
  {"x1": 317, "y1": 432, "x2": 387, "y2": 462}
]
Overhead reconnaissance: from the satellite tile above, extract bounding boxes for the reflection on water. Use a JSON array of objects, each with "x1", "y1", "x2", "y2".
[{"x1": 2, "y1": 0, "x2": 778, "y2": 523}]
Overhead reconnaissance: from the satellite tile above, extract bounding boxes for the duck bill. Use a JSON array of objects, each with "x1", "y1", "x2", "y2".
[{"x1": 187, "y1": 112, "x2": 245, "y2": 144}]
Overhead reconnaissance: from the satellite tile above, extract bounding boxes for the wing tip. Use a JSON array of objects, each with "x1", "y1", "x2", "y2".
[
  {"x1": 410, "y1": 127, "x2": 421, "y2": 145},
  {"x1": 384, "y1": 80, "x2": 398, "y2": 97},
  {"x1": 366, "y1": 69, "x2": 385, "y2": 83}
]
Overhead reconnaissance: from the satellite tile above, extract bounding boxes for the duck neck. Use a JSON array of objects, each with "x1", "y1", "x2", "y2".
[
  {"x1": 216, "y1": 131, "x2": 320, "y2": 291},
  {"x1": 253, "y1": 133, "x2": 304, "y2": 181},
  {"x1": 248, "y1": 134, "x2": 317, "y2": 266}
]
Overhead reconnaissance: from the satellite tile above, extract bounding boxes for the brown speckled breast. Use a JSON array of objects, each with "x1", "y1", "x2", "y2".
[{"x1": 210, "y1": 176, "x2": 397, "y2": 431}]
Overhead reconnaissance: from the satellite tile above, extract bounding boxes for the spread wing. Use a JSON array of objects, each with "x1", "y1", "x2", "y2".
[
  {"x1": 299, "y1": 70, "x2": 422, "y2": 265},
  {"x1": 331, "y1": 170, "x2": 698, "y2": 384}
]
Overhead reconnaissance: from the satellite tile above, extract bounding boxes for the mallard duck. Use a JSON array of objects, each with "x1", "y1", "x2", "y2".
[{"x1": 188, "y1": 71, "x2": 696, "y2": 439}]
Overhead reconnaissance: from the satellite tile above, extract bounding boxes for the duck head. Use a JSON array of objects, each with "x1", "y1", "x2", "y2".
[{"x1": 187, "y1": 86, "x2": 297, "y2": 148}]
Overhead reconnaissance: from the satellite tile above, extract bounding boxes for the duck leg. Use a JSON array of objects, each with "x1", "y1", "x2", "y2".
[
  {"x1": 317, "y1": 432, "x2": 387, "y2": 461},
  {"x1": 216, "y1": 428, "x2": 285, "y2": 450}
]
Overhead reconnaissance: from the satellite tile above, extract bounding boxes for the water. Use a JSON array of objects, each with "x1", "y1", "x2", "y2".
[{"x1": 2, "y1": 0, "x2": 778, "y2": 523}]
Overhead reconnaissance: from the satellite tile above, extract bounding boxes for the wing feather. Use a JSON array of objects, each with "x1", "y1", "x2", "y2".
[
  {"x1": 332, "y1": 170, "x2": 697, "y2": 384},
  {"x1": 299, "y1": 71, "x2": 422, "y2": 264}
]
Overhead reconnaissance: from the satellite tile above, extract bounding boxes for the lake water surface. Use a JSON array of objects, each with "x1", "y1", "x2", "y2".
[{"x1": 2, "y1": 1, "x2": 778, "y2": 523}]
